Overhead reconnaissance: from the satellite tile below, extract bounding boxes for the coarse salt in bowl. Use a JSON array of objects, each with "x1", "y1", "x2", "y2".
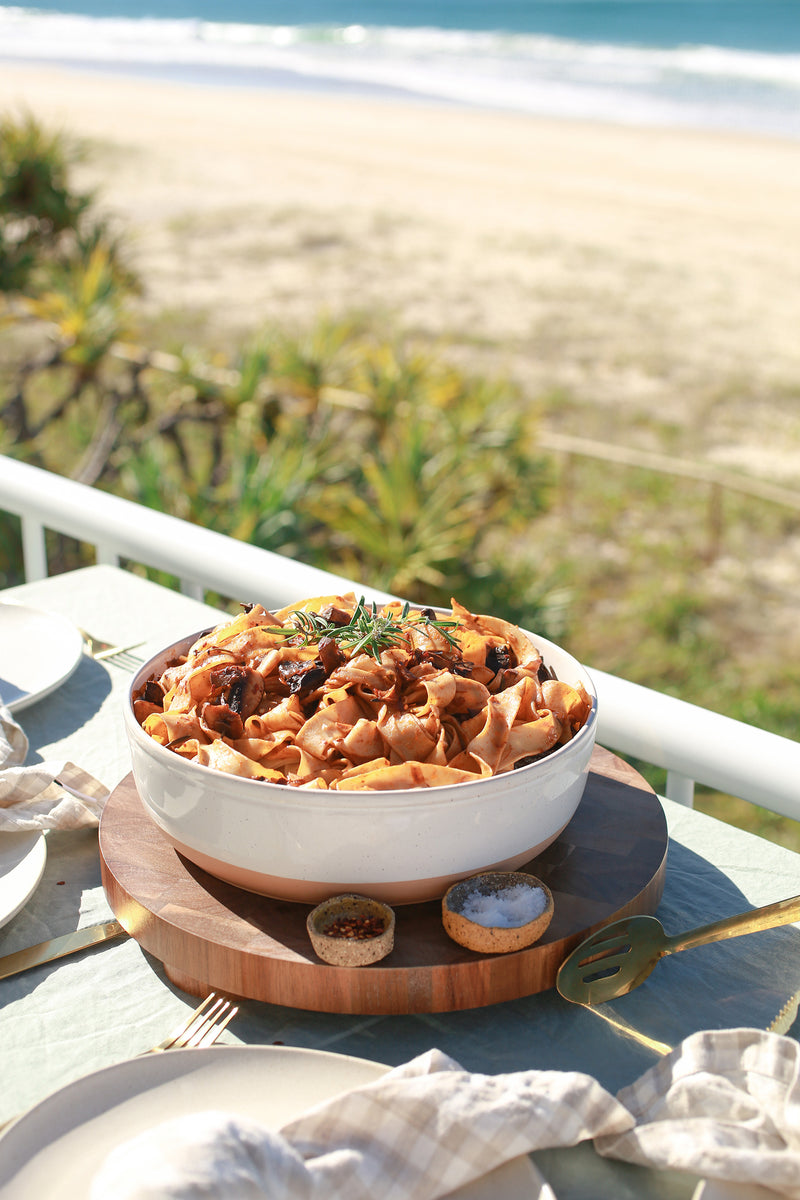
[
  {"x1": 442, "y1": 871, "x2": 554, "y2": 954},
  {"x1": 123, "y1": 603, "x2": 597, "y2": 906}
]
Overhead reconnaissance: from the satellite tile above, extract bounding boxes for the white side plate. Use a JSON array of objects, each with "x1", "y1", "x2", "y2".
[
  {"x1": 0, "y1": 1045, "x2": 540, "y2": 1198},
  {"x1": 0, "y1": 832, "x2": 47, "y2": 931},
  {"x1": 0, "y1": 603, "x2": 84, "y2": 713}
]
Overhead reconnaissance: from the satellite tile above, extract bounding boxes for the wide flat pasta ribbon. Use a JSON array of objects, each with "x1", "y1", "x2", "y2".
[
  {"x1": 376, "y1": 707, "x2": 440, "y2": 765},
  {"x1": 457, "y1": 682, "x2": 526, "y2": 775},
  {"x1": 332, "y1": 762, "x2": 483, "y2": 791},
  {"x1": 294, "y1": 695, "x2": 365, "y2": 761},
  {"x1": 133, "y1": 595, "x2": 591, "y2": 791}
]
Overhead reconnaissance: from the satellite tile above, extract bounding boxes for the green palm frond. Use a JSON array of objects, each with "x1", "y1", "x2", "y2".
[
  {"x1": 29, "y1": 243, "x2": 130, "y2": 367},
  {"x1": 0, "y1": 111, "x2": 91, "y2": 232}
]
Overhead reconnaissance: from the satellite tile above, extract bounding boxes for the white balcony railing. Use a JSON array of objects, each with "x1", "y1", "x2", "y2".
[{"x1": 2, "y1": 453, "x2": 799, "y2": 823}]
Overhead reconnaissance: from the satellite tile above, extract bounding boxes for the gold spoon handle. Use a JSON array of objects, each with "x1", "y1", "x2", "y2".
[{"x1": 665, "y1": 893, "x2": 800, "y2": 955}]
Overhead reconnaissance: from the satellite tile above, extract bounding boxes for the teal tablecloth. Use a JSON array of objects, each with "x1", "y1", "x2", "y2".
[{"x1": 1, "y1": 566, "x2": 799, "y2": 1199}]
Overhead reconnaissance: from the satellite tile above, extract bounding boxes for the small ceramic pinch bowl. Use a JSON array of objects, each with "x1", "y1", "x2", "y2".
[
  {"x1": 442, "y1": 871, "x2": 554, "y2": 954},
  {"x1": 307, "y1": 893, "x2": 395, "y2": 966}
]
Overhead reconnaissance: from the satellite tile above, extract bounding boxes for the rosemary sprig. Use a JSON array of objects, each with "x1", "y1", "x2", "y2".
[{"x1": 266, "y1": 598, "x2": 461, "y2": 660}]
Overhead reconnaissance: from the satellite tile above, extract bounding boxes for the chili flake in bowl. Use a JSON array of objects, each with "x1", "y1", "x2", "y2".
[{"x1": 307, "y1": 894, "x2": 395, "y2": 966}]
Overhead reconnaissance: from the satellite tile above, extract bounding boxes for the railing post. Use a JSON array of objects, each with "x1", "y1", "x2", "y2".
[
  {"x1": 20, "y1": 515, "x2": 47, "y2": 581},
  {"x1": 2, "y1": 456, "x2": 799, "y2": 824},
  {"x1": 180, "y1": 579, "x2": 206, "y2": 602},
  {"x1": 665, "y1": 770, "x2": 695, "y2": 807},
  {"x1": 95, "y1": 542, "x2": 120, "y2": 568}
]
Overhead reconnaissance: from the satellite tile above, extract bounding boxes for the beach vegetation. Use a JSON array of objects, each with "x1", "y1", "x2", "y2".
[
  {"x1": 0, "y1": 113, "x2": 556, "y2": 622},
  {"x1": 1, "y1": 111, "x2": 799, "y2": 852},
  {"x1": 0, "y1": 111, "x2": 134, "y2": 300},
  {"x1": 0, "y1": 111, "x2": 91, "y2": 293}
]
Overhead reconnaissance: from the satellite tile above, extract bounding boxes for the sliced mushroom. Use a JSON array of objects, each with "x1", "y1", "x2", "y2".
[
  {"x1": 200, "y1": 703, "x2": 245, "y2": 740},
  {"x1": 278, "y1": 659, "x2": 327, "y2": 695},
  {"x1": 318, "y1": 636, "x2": 344, "y2": 675},
  {"x1": 208, "y1": 664, "x2": 264, "y2": 718},
  {"x1": 141, "y1": 679, "x2": 166, "y2": 705},
  {"x1": 319, "y1": 605, "x2": 352, "y2": 627},
  {"x1": 485, "y1": 644, "x2": 512, "y2": 674}
]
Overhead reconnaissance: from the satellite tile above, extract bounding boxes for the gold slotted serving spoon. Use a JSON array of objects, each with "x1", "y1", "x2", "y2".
[{"x1": 557, "y1": 893, "x2": 800, "y2": 1006}]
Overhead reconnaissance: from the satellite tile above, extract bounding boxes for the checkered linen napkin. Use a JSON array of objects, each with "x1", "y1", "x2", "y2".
[
  {"x1": 0, "y1": 699, "x2": 109, "y2": 831},
  {"x1": 595, "y1": 1028, "x2": 800, "y2": 1198},
  {"x1": 89, "y1": 1047, "x2": 633, "y2": 1199},
  {"x1": 90, "y1": 1033, "x2": 800, "y2": 1199}
]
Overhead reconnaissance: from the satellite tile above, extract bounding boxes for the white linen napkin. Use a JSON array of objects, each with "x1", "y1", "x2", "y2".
[
  {"x1": 0, "y1": 700, "x2": 109, "y2": 831},
  {"x1": 595, "y1": 1027, "x2": 800, "y2": 1198},
  {"x1": 89, "y1": 1032, "x2": 800, "y2": 1200},
  {"x1": 89, "y1": 1047, "x2": 634, "y2": 1199}
]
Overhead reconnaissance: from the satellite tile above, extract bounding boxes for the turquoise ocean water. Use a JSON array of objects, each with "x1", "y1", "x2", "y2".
[{"x1": 1, "y1": 2, "x2": 799, "y2": 137}]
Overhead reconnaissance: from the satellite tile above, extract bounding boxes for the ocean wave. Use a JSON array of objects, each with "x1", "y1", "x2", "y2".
[{"x1": 1, "y1": 6, "x2": 799, "y2": 135}]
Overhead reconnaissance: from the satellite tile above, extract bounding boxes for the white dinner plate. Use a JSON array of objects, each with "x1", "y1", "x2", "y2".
[
  {"x1": 0, "y1": 831, "x2": 47, "y2": 931},
  {"x1": 0, "y1": 602, "x2": 84, "y2": 713},
  {"x1": 0, "y1": 1045, "x2": 539, "y2": 1198}
]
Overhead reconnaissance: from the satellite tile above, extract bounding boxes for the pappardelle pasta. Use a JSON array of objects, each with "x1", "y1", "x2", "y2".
[{"x1": 132, "y1": 594, "x2": 591, "y2": 791}]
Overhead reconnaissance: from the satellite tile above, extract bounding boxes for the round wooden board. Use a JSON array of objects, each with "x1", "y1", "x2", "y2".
[{"x1": 99, "y1": 746, "x2": 667, "y2": 1014}]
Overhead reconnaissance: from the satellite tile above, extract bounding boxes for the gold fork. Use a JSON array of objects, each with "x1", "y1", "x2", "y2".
[
  {"x1": 0, "y1": 995, "x2": 239, "y2": 1134},
  {"x1": 147, "y1": 993, "x2": 239, "y2": 1053},
  {"x1": 79, "y1": 629, "x2": 145, "y2": 668}
]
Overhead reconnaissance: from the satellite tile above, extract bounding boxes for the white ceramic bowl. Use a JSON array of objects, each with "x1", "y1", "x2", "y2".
[{"x1": 123, "y1": 628, "x2": 597, "y2": 905}]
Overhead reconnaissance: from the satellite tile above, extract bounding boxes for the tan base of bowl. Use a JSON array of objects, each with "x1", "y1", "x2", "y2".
[
  {"x1": 164, "y1": 823, "x2": 570, "y2": 906},
  {"x1": 442, "y1": 872, "x2": 554, "y2": 954}
]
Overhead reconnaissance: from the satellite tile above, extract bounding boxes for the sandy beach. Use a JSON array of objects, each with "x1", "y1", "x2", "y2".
[{"x1": 1, "y1": 62, "x2": 800, "y2": 480}]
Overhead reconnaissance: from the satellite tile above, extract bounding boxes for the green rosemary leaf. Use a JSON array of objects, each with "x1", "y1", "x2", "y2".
[{"x1": 264, "y1": 597, "x2": 461, "y2": 659}]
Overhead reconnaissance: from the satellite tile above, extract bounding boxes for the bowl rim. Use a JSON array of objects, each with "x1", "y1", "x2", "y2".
[
  {"x1": 125, "y1": 621, "x2": 597, "y2": 803},
  {"x1": 442, "y1": 871, "x2": 554, "y2": 922}
]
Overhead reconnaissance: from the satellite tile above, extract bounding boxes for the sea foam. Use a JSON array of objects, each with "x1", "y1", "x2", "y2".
[{"x1": 1, "y1": 6, "x2": 798, "y2": 138}]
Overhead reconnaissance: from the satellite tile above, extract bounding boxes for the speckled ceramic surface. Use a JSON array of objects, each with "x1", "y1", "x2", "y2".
[{"x1": 442, "y1": 872, "x2": 554, "y2": 954}]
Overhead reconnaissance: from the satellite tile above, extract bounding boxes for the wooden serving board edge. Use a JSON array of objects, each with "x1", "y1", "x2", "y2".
[{"x1": 101, "y1": 752, "x2": 669, "y2": 1014}]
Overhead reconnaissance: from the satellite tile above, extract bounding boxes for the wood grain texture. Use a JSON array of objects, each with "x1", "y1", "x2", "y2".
[{"x1": 99, "y1": 746, "x2": 667, "y2": 1014}]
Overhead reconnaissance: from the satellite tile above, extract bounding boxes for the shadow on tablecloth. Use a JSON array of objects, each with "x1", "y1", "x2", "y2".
[{"x1": 219, "y1": 838, "x2": 799, "y2": 1096}]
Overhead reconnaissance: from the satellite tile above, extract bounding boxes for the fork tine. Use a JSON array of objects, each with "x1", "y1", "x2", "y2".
[
  {"x1": 163, "y1": 997, "x2": 238, "y2": 1051},
  {"x1": 169, "y1": 996, "x2": 229, "y2": 1049},
  {"x1": 192, "y1": 1002, "x2": 239, "y2": 1048},
  {"x1": 105, "y1": 651, "x2": 144, "y2": 670},
  {"x1": 93, "y1": 641, "x2": 145, "y2": 664},
  {"x1": 148, "y1": 993, "x2": 218, "y2": 1053},
  {"x1": 82, "y1": 631, "x2": 144, "y2": 660}
]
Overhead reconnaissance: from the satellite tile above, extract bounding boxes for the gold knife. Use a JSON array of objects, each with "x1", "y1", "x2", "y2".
[
  {"x1": 768, "y1": 989, "x2": 800, "y2": 1035},
  {"x1": 0, "y1": 920, "x2": 127, "y2": 981}
]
